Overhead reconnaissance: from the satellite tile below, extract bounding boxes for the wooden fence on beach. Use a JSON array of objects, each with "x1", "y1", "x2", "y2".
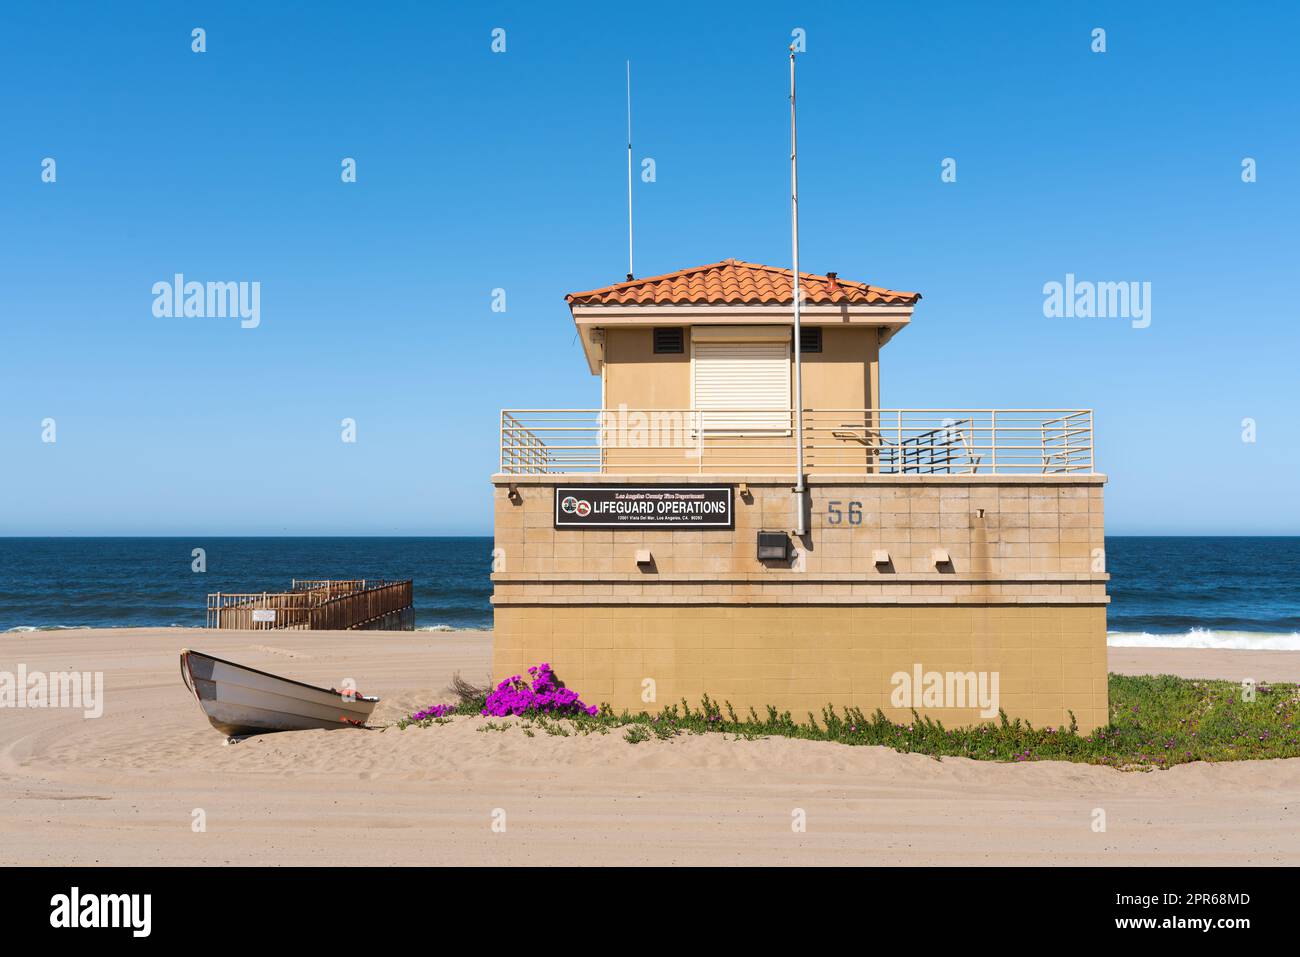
[{"x1": 206, "y1": 579, "x2": 414, "y2": 631}]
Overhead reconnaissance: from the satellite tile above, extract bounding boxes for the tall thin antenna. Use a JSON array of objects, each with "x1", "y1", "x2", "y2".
[
  {"x1": 626, "y1": 60, "x2": 634, "y2": 281},
  {"x1": 789, "y1": 46, "x2": 807, "y2": 537}
]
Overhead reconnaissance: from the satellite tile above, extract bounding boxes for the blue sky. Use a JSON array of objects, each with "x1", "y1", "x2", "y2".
[{"x1": 1, "y1": 1, "x2": 1296, "y2": 535}]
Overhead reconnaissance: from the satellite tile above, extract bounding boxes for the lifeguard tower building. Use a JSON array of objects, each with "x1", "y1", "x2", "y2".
[{"x1": 492, "y1": 259, "x2": 1107, "y2": 731}]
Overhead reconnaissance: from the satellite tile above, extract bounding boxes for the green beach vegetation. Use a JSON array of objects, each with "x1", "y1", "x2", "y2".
[{"x1": 395, "y1": 671, "x2": 1300, "y2": 771}]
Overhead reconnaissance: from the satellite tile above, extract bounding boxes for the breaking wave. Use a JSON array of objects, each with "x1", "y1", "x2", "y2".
[{"x1": 1108, "y1": 629, "x2": 1300, "y2": 651}]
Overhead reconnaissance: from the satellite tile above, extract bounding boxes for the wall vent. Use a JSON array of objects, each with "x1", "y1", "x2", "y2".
[
  {"x1": 799, "y1": 327, "x2": 822, "y2": 353},
  {"x1": 653, "y1": 327, "x2": 684, "y2": 354}
]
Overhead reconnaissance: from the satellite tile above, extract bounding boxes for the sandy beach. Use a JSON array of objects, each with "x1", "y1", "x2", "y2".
[{"x1": 2, "y1": 627, "x2": 1299, "y2": 866}]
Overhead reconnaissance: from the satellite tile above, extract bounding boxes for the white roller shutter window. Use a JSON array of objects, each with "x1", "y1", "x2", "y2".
[{"x1": 693, "y1": 341, "x2": 791, "y2": 432}]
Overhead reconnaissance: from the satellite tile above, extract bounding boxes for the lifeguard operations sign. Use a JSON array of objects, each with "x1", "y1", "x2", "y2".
[{"x1": 554, "y1": 486, "x2": 734, "y2": 529}]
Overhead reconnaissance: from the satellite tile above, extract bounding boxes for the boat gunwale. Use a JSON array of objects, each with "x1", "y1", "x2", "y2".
[{"x1": 180, "y1": 648, "x2": 381, "y2": 703}]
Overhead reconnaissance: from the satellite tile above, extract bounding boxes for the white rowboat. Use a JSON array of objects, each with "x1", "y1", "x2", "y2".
[{"x1": 180, "y1": 648, "x2": 379, "y2": 736}]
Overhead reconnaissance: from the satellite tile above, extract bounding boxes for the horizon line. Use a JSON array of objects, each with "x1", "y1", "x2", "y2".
[{"x1": 3, "y1": 533, "x2": 1300, "y2": 540}]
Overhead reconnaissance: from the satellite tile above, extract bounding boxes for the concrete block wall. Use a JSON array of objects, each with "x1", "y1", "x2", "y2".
[{"x1": 491, "y1": 473, "x2": 1109, "y2": 731}]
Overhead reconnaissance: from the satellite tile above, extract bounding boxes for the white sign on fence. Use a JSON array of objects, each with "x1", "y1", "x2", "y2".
[{"x1": 252, "y1": 609, "x2": 276, "y2": 623}]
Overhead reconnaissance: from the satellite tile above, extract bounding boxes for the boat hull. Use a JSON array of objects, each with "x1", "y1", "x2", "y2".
[{"x1": 180, "y1": 649, "x2": 379, "y2": 736}]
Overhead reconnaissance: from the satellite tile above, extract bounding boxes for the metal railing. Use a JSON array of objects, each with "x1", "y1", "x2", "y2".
[{"x1": 499, "y1": 409, "x2": 1095, "y2": 475}]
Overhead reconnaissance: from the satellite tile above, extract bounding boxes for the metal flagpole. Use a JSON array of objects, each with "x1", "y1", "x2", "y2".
[
  {"x1": 789, "y1": 47, "x2": 807, "y2": 536},
  {"x1": 626, "y1": 60, "x2": 634, "y2": 281}
]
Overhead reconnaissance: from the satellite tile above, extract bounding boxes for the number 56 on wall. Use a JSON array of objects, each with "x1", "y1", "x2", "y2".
[{"x1": 826, "y1": 501, "x2": 863, "y2": 525}]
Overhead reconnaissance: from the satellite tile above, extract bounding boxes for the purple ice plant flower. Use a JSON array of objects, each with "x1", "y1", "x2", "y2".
[
  {"x1": 481, "y1": 663, "x2": 599, "y2": 718},
  {"x1": 410, "y1": 703, "x2": 457, "y2": 721}
]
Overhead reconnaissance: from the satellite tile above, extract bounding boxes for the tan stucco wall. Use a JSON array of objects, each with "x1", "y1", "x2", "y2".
[
  {"x1": 603, "y1": 327, "x2": 690, "y2": 410},
  {"x1": 494, "y1": 603, "x2": 1107, "y2": 733},
  {"x1": 801, "y1": 326, "x2": 879, "y2": 410},
  {"x1": 599, "y1": 326, "x2": 883, "y2": 474},
  {"x1": 491, "y1": 474, "x2": 1110, "y2": 732},
  {"x1": 601, "y1": 325, "x2": 880, "y2": 411}
]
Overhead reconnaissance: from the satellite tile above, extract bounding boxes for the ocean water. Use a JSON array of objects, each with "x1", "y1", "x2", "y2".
[
  {"x1": 1105, "y1": 537, "x2": 1300, "y2": 649},
  {"x1": 0, "y1": 537, "x2": 1297, "y2": 649},
  {"x1": 0, "y1": 537, "x2": 494, "y2": 632}
]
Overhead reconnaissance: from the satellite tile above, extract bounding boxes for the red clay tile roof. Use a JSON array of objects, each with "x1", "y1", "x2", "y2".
[{"x1": 565, "y1": 259, "x2": 920, "y2": 307}]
